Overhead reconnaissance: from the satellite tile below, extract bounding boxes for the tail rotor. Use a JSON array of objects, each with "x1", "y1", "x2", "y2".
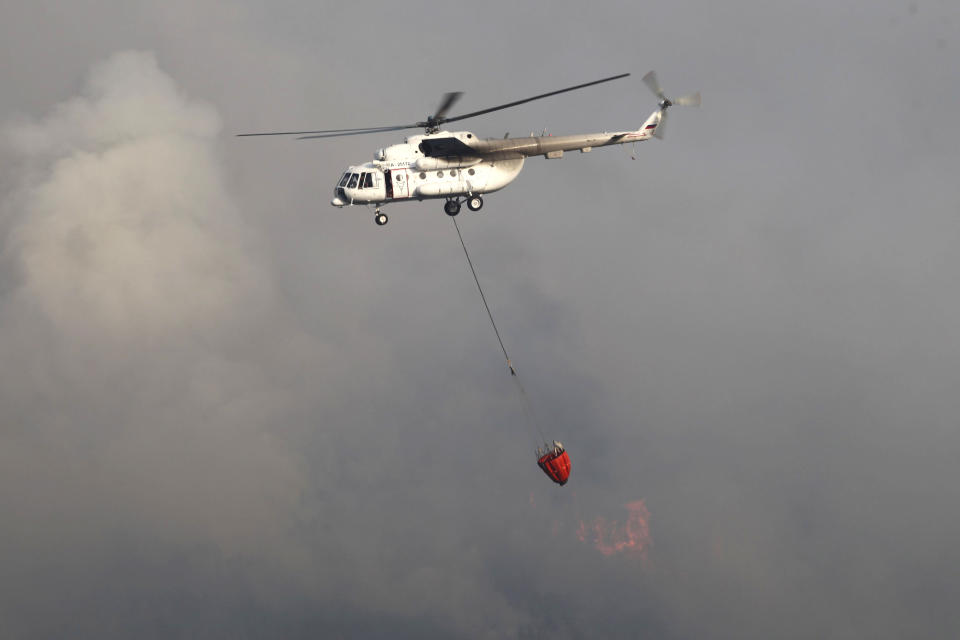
[{"x1": 641, "y1": 71, "x2": 700, "y2": 139}]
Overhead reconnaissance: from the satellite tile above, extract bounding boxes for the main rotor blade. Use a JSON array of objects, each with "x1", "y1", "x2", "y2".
[
  {"x1": 440, "y1": 73, "x2": 630, "y2": 126},
  {"x1": 240, "y1": 73, "x2": 630, "y2": 138},
  {"x1": 237, "y1": 124, "x2": 418, "y2": 137},
  {"x1": 434, "y1": 92, "x2": 463, "y2": 121},
  {"x1": 296, "y1": 126, "x2": 414, "y2": 140}
]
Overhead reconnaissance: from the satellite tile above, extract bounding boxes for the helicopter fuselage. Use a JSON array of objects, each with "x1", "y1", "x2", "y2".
[{"x1": 331, "y1": 109, "x2": 662, "y2": 214}]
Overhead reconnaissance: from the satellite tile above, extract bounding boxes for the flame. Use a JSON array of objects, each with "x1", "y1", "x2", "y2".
[{"x1": 577, "y1": 500, "x2": 652, "y2": 559}]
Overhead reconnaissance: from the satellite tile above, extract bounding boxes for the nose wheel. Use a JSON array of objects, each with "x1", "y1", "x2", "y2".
[
  {"x1": 467, "y1": 195, "x2": 484, "y2": 212},
  {"x1": 374, "y1": 210, "x2": 388, "y2": 226},
  {"x1": 444, "y1": 199, "x2": 461, "y2": 216}
]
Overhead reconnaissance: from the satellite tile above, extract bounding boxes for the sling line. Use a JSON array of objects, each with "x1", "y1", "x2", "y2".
[{"x1": 452, "y1": 216, "x2": 547, "y2": 445}]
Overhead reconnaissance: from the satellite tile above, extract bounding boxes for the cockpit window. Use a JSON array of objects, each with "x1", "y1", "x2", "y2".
[
  {"x1": 363, "y1": 172, "x2": 374, "y2": 188},
  {"x1": 338, "y1": 173, "x2": 350, "y2": 187},
  {"x1": 347, "y1": 173, "x2": 359, "y2": 188},
  {"x1": 358, "y1": 172, "x2": 368, "y2": 188}
]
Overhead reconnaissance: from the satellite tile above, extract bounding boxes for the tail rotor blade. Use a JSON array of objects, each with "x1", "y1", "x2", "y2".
[
  {"x1": 654, "y1": 109, "x2": 668, "y2": 139},
  {"x1": 674, "y1": 91, "x2": 701, "y2": 108},
  {"x1": 642, "y1": 70, "x2": 666, "y2": 100}
]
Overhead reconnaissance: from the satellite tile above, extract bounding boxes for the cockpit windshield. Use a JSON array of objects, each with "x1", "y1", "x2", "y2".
[{"x1": 336, "y1": 169, "x2": 379, "y2": 201}]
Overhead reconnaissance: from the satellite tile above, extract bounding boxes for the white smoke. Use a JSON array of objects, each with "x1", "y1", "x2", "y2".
[
  {"x1": 0, "y1": 51, "x2": 309, "y2": 582},
  {"x1": 4, "y1": 51, "x2": 269, "y2": 343}
]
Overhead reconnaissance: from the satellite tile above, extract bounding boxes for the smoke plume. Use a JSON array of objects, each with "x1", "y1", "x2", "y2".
[{"x1": 0, "y1": 52, "x2": 321, "y2": 633}]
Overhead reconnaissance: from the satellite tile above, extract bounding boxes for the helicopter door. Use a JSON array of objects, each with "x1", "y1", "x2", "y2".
[
  {"x1": 391, "y1": 168, "x2": 409, "y2": 198},
  {"x1": 384, "y1": 169, "x2": 394, "y2": 198}
]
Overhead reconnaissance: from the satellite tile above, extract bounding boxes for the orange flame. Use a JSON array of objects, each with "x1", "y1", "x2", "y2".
[{"x1": 577, "y1": 500, "x2": 652, "y2": 559}]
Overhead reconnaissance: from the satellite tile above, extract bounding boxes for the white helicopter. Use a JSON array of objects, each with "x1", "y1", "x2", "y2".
[{"x1": 239, "y1": 71, "x2": 699, "y2": 226}]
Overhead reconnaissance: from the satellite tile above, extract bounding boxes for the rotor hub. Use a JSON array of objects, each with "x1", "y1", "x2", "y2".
[{"x1": 418, "y1": 116, "x2": 443, "y2": 134}]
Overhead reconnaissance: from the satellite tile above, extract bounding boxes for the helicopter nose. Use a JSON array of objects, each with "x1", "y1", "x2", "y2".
[{"x1": 331, "y1": 195, "x2": 347, "y2": 207}]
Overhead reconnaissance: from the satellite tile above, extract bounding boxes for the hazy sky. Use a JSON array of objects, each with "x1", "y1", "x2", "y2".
[{"x1": 2, "y1": 1, "x2": 959, "y2": 638}]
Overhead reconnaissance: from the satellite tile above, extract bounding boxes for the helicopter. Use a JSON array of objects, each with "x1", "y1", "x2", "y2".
[{"x1": 238, "y1": 71, "x2": 699, "y2": 226}]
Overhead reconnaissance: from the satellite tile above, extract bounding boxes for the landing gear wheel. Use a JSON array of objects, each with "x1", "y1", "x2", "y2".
[
  {"x1": 444, "y1": 199, "x2": 461, "y2": 216},
  {"x1": 374, "y1": 212, "x2": 388, "y2": 226},
  {"x1": 467, "y1": 195, "x2": 484, "y2": 212}
]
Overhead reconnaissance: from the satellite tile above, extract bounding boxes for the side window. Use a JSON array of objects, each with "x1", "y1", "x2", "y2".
[
  {"x1": 364, "y1": 172, "x2": 374, "y2": 188},
  {"x1": 358, "y1": 172, "x2": 368, "y2": 188},
  {"x1": 347, "y1": 173, "x2": 359, "y2": 188},
  {"x1": 339, "y1": 173, "x2": 350, "y2": 187}
]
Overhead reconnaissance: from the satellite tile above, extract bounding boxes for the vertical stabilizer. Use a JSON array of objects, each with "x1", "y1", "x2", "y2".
[{"x1": 638, "y1": 110, "x2": 663, "y2": 138}]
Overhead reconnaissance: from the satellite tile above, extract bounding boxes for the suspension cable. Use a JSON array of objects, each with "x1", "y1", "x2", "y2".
[
  {"x1": 452, "y1": 217, "x2": 510, "y2": 367},
  {"x1": 452, "y1": 216, "x2": 547, "y2": 446}
]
